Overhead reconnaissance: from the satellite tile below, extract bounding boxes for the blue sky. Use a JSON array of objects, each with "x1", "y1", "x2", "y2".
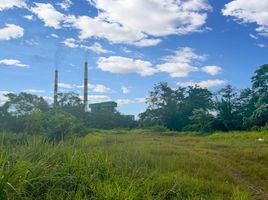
[{"x1": 0, "y1": 0, "x2": 268, "y2": 116}]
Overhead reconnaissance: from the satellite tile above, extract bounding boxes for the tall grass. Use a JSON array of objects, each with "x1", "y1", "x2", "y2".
[{"x1": 0, "y1": 130, "x2": 267, "y2": 199}]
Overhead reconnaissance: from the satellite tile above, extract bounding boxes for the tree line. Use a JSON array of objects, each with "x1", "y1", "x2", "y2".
[
  {"x1": 0, "y1": 64, "x2": 267, "y2": 139},
  {"x1": 139, "y1": 64, "x2": 268, "y2": 132}
]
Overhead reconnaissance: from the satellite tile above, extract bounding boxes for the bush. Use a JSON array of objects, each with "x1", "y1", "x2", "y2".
[
  {"x1": 24, "y1": 110, "x2": 86, "y2": 141},
  {"x1": 260, "y1": 124, "x2": 268, "y2": 132},
  {"x1": 42, "y1": 109, "x2": 86, "y2": 141},
  {"x1": 24, "y1": 111, "x2": 46, "y2": 135}
]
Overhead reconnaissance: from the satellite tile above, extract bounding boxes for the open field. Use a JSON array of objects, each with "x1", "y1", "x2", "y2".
[{"x1": 1, "y1": 130, "x2": 268, "y2": 200}]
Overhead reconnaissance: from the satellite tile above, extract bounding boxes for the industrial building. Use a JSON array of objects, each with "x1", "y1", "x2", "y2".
[
  {"x1": 88, "y1": 101, "x2": 118, "y2": 113},
  {"x1": 54, "y1": 60, "x2": 118, "y2": 113}
]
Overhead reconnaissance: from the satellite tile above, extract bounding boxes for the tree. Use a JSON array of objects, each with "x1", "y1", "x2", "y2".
[
  {"x1": 143, "y1": 82, "x2": 187, "y2": 130},
  {"x1": 4, "y1": 92, "x2": 49, "y2": 116},
  {"x1": 42, "y1": 110, "x2": 86, "y2": 141},
  {"x1": 184, "y1": 86, "x2": 213, "y2": 115},
  {"x1": 249, "y1": 64, "x2": 268, "y2": 127},
  {"x1": 215, "y1": 85, "x2": 242, "y2": 130},
  {"x1": 252, "y1": 64, "x2": 268, "y2": 96},
  {"x1": 57, "y1": 92, "x2": 84, "y2": 118},
  {"x1": 184, "y1": 109, "x2": 215, "y2": 133},
  {"x1": 250, "y1": 104, "x2": 268, "y2": 127}
]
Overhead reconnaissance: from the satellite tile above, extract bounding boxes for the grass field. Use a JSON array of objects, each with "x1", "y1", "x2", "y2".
[{"x1": 0, "y1": 129, "x2": 268, "y2": 200}]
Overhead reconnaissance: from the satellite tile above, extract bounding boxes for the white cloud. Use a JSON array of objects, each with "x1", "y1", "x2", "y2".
[
  {"x1": 60, "y1": 82, "x2": 112, "y2": 93},
  {"x1": 23, "y1": 15, "x2": 34, "y2": 21},
  {"x1": 97, "y1": 56, "x2": 157, "y2": 76},
  {"x1": 57, "y1": 0, "x2": 72, "y2": 11},
  {"x1": 0, "y1": 91, "x2": 12, "y2": 105},
  {"x1": 121, "y1": 86, "x2": 130, "y2": 94},
  {"x1": 58, "y1": 83, "x2": 75, "y2": 89},
  {"x1": 122, "y1": 47, "x2": 132, "y2": 53},
  {"x1": 88, "y1": 95, "x2": 112, "y2": 103},
  {"x1": 28, "y1": 0, "x2": 211, "y2": 46},
  {"x1": 31, "y1": 3, "x2": 65, "y2": 29},
  {"x1": 222, "y1": 0, "x2": 268, "y2": 36},
  {"x1": 116, "y1": 99, "x2": 133, "y2": 106},
  {"x1": 62, "y1": 38, "x2": 111, "y2": 54},
  {"x1": 0, "y1": 0, "x2": 26, "y2": 11},
  {"x1": 23, "y1": 89, "x2": 45, "y2": 93},
  {"x1": 97, "y1": 48, "x2": 220, "y2": 78},
  {"x1": 249, "y1": 34, "x2": 258, "y2": 40},
  {"x1": 201, "y1": 65, "x2": 222, "y2": 75},
  {"x1": 42, "y1": 96, "x2": 53, "y2": 104},
  {"x1": 116, "y1": 97, "x2": 146, "y2": 106},
  {"x1": 0, "y1": 59, "x2": 28, "y2": 68},
  {"x1": 0, "y1": 24, "x2": 24, "y2": 41},
  {"x1": 88, "y1": 0, "x2": 211, "y2": 36},
  {"x1": 157, "y1": 47, "x2": 206, "y2": 77},
  {"x1": 65, "y1": 15, "x2": 146, "y2": 45},
  {"x1": 51, "y1": 33, "x2": 59, "y2": 38},
  {"x1": 23, "y1": 39, "x2": 38, "y2": 46},
  {"x1": 257, "y1": 43, "x2": 267, "y2": 48},
  {"x1": 134, "y1": 38, "x2": 162, "y2": 47},
  {"x1": 81, "y1": 42, "x2": 112, "y2": 54},
  {"x1": 62, "y1": 38, "x2": 79, "y2": 48},
  {"x1": 177, "y1": 79, "x2": 226, "y2": 88},
  {"x1": 89, "y1": 83, "x2": 112, "y2": 93},
  {"x1": 64, "y1": 0, "x2": 211, "y2": 46}
]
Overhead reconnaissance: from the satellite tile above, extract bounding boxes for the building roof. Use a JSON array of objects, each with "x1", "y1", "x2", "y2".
[{"x1": 89, "y1": 101, "x2": 117, "y2": 108}]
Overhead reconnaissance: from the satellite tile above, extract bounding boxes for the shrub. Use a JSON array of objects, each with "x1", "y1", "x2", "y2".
[
  {"x1": 24, "y1": 110, "x2": 86, "y2": 141},
  {"x1": 42, "y1": 109, "x2": 86, "y2": 141}
]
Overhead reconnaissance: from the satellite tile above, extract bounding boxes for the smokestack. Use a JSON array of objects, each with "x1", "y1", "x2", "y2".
[
  {"x1": 54, "y1": 69, "x2": 58, "y2": 107},
  {"x1": 84, "y1": 61, "x2": 88, "y2": 111}
]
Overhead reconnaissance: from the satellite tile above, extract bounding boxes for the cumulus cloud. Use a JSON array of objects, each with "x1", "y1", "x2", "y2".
[
  {"x1": 97, "y1": 48, "x2": 221, "y2": 78},
  {"x1": 88, "y1": 83, "x2": 113, "y2": 93},
  {"x1": 65, "y1": 15, "x2": 147, "y2": 45},
  {"x1": 28, "y1": 0, "x2": 211, "y2": 46},
  {"x1": 177, "y1": 79, "x2": 226, "y2": 88},
  {"x1": 97, "y1": 56, "x2": 157, "y2": 76},
  {"x1": 0, "y1": 59, "x2": 28, "y2": 68},
  {"x1": 0, "y1": 0, "x2": 26, "y2": 11},
  {"x1": 222, "y1": 0, "x2": 268, "y2": 36},
  {"x1": 64, "y1": 0, "x2": 211, "y2": 46},
  {"x1": 201, "y1": 65, "x2": 222, "y2": 75},
  {"x1": 0, "y1": 24, "x2": 24, "y2": 41},
  {"x1": 88, "y1": 0, "x2": 211, "y2": 36},
  {"x1": 157, "y1": 47, "x2": 206, "y2": 77},
  {"x1": 31, "y1": 3, "x2": 65, "y2": 29}
]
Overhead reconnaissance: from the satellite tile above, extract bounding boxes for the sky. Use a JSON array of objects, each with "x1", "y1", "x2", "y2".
[{"x1": 0, "y1": 0, "x2": 268, "y2": 116}]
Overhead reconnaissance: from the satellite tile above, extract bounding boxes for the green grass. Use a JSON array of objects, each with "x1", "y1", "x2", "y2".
[{"x1": 0, "y1": 130, "x2": 268, "y2": 200}]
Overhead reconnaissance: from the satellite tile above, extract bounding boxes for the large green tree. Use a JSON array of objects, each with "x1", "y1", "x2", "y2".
[
  {"x1": 140, "y1": 83, "x2": 213, "y2": 131},
  {"x1": 3, "y1": 92, "x2": 49, "y2": 116},
  {"x1": 214, "y1": 85, "x2": 242, "y2": 130},
  {"x1": 250, "y1": 64, "x2": 268, "y2": 127}
]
